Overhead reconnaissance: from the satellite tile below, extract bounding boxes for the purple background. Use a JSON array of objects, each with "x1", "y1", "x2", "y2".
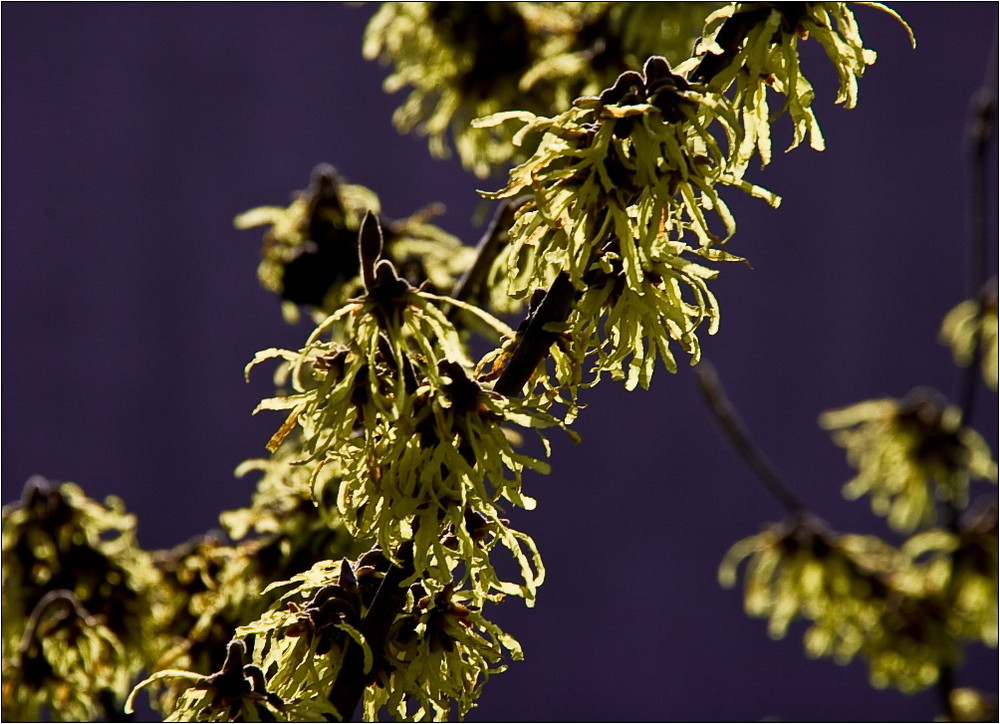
[{"x1": 3, "y1": 4, "x2": 997, "y2": 721}]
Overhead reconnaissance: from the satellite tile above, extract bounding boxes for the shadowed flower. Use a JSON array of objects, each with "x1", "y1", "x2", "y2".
[
  {"x1": 235, "y1": 165, "x2": 472, "y2": 322},
  {"x1": 363, "y1": 3, "x2": 539, "y2": 177}
]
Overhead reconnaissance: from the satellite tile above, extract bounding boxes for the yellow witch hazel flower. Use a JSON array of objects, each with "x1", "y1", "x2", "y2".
[
  {"x1": 136, "y1": 555, "x2": 394, "y2": 721},
  {"x1": 477, "y1": 57, "x2": 777, "y2": 389},
  {"x1": 226, "y1": 437, "x2": 359, "y2": 572},
  {"x1": 571, "y1": 236, "x2": 722, "y2": 390},
  {"x1": 248, "y1": 213, "x2": 561, "y2": 605},
  {"x1": 948, "y1": 687, "x2": 1000, "y2": 722},
  {"x1": 137, "y1": 552, "x2": 427, "y2": 722},
  {"x1": 478, "y1": 56, "x2": 761, "y2": 295},
  {"x1": 234, "y1": 164, "x2": 381, "y2": 320},
  {"x1": 720, "y1": 514, "x2": 892, "y2": 649},
  {"x1": 149, "y1": 536, "x2": 269, "y2": 716},
  {"x1": 3, "y1": 591, "x2": 137, "y2": 722},
  {"x1": 144, "y1": 443, "x2": 360, "y2": 717},
  {"x1": 694, "y1": 2, "x2": 914, "y2": 172},
  {"x1": 129, "y1": 639, "x2": 285, "y2": 723},
  {"x1": 820, "y1": 388, "x2": 998, "y2": 533}
]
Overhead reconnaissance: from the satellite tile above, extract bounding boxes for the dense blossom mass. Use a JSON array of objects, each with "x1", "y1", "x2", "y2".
[{"x1": 3, "y1": 4, "x2": 995, "y2": 724}]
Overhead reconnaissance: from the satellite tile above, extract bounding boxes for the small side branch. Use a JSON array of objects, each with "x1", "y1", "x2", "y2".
[
  {"x1": 327, "y1": 545, "x2": 415, "y2": 722},
  {"x1": 695, "y1": 361, "x2": 805, "y2": 516},
  {"x1": 493, "y1": 272, "x2": 577, "y2": 397},
  {"x1": 448, "y1": 197, "x2": 526, "y2": 314}
]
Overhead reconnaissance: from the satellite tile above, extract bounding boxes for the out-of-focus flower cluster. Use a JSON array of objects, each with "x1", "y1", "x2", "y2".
[
  {"x1": 721, "y1": 510, "x2": 997, "y2": 693},
  {"x1": 724, "y1": 382, "x2": 995, "y2": 695},
  {"x1": 820, "y1": 389, "x2": 998, "y2": 533},
  {"x1": 0, "y1": 467, "x2": 363, "y2": 721}
]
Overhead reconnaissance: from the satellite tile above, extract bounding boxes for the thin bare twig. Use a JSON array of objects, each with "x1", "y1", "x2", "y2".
[
  {"x1": 940, "y1": 36, "x2": 997, "y2": 724},
  {"x1": 447, "y1": 197, "x2": 526, "y2": 315},
  {"x1": 493, "y1": 272, "x2": 577, "y2": 397},
  {"x1": 956, "y1": 41, "x2": 997, "y2": 430},
  {"x1": 695, "y1": 361, "x2": 806, "y2": 516}
]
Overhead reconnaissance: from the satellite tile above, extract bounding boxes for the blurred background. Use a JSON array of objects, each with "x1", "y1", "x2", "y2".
[{"x1": 3, "y1": 4, "x2": 997, "y2": 721}]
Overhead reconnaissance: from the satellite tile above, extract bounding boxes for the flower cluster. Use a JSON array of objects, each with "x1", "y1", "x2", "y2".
[
  {"x1": 142, "y1": 440, "x2": 362, "y2": 716},
  {"x1": 479, "y1": 58, "x2": 750, "y2": 294},
  {"x1": 130, "y1": 639, "x2": 283, "y2": 723},
  {"x1": 226, "y1": 437, "x2": 360, "y2": 580},
  {"x1": 572, "y1": 239, "x2": 722, "y2": 390},
  {"x1": 903, "y1": 501, "x2": 999, "y2": 649},
  {"x1": 476, "y1": 57, "x2": 776, "y2": 390},
  {"x1": 364, "y1": 2, "x2": 911, "y2": 181},
  {"x1": 948, "y1": 687, "x2": 1000, "y2": 722},
  {"x1": 2, "y1": 591, "x2": 137, "y2": 722},
  {"x1": 149, "y1": 536, "x2": 265, "y2": 714},
  {"x1": 249, "y1": 214, "x2": 561, "y2": 605},
  {"x1": 148, "y1": 551, "x2": 522, "y2": 722},
  {"x1": 949, "y1": 502, "x2": 999, "y2": 647},
  {"x1": 363, "y1": 3, "x2": 539, "y2": 177},
  {"x1": 820, "y1": 389, "x2": 998, "y2": 532},
  {"x1": 364, "y1": 580, "x2": 522, "y2": 721},
  {"x1": 517, "y1": 3, "x2": 713, "y2": 111},
  {"x1": 467, "y1": 3, "x2": 916, "y2": 395},
  {"x1": 237, "y1": 554, "x2": 413, "y2": 721}
]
